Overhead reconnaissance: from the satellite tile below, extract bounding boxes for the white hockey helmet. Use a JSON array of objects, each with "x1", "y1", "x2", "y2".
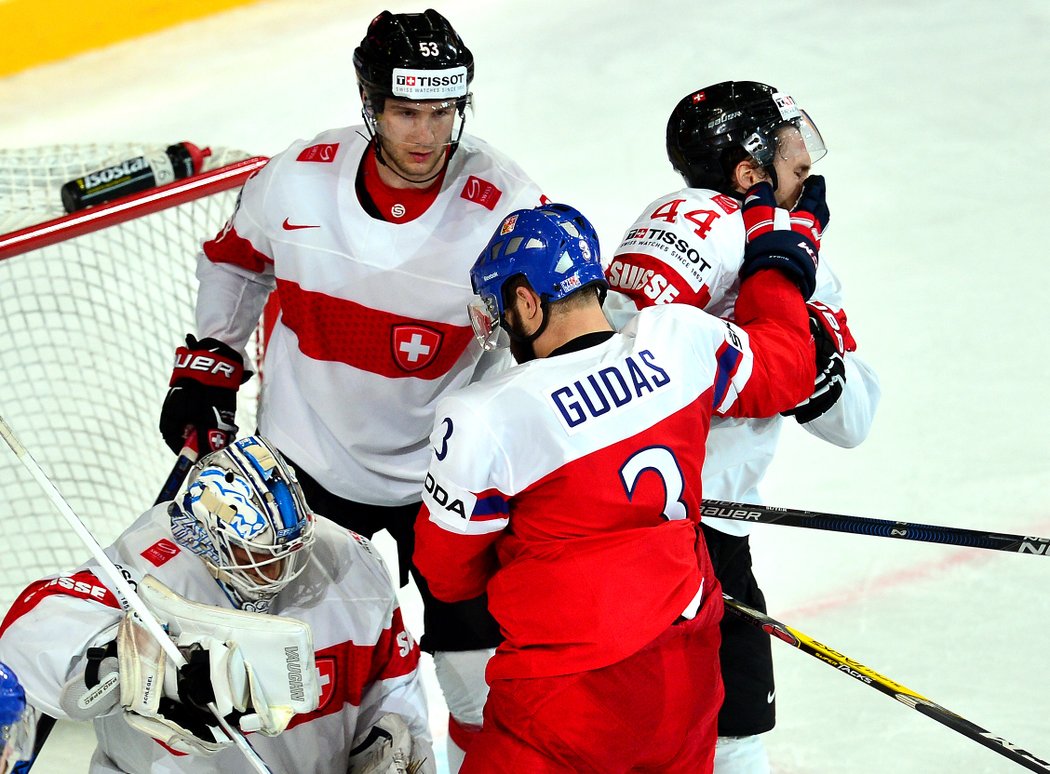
[{"x1": 177, "y1": 435, "x2": 315, "y2": 610}]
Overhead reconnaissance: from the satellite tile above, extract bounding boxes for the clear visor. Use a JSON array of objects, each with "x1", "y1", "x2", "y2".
[
  {"x1": 0, "y1": 705, "x2": 36, "y2": 774},
  {"x1": 467, "y1": 294, "x2": 508, "y2": 351},
  {"x1": 773, "y1": 112, "x2": 827, "y2": 166},
  {"x1": 373, "y1": 97, "x2": 472, "y2": 151},
  {"x1": 217, "y1": 524, "x2": 314, "y2": 601}
]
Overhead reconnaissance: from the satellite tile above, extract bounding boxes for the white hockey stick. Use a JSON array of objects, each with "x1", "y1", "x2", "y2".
[{"x1": 0, "y1": 414, "x2": 275, "y2": 774}]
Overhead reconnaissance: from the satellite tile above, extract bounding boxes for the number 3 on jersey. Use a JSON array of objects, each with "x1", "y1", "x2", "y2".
[{"x1": 619, "y1": 446, "x2": 687, "y2": 521}]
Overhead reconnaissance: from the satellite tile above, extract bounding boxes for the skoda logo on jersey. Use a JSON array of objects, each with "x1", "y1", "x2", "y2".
[{"x1": 392, "y1": 324, "x2": 443, "y2": 372}]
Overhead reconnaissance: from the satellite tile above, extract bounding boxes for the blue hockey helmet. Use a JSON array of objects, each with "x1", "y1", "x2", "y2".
[
  {"x1": 468, "y1": 203, "x2": 607, "y2": 350},
  {"x1": 0, "y1": 662, "x2": 33, "y2": 774}
]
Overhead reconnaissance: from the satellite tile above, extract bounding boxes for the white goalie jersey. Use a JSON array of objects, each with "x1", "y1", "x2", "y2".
[
  {"x1": 0, "y1": 505, "x2": 430, "y2": 774},
  {"x1": 605, "y1": 186, "x2": 881, "y2": 534}
]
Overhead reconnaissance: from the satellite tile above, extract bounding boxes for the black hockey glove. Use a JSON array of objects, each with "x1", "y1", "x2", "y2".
[
  {"x1": 739, "y1": 175, "x2": 829, "y2": 300},
  {"x1": 159, "y1": 334, "x2": 246, "y2": 455},
  {"x1": 782, "y1": 301, "x2": 856, "y2": 424}
]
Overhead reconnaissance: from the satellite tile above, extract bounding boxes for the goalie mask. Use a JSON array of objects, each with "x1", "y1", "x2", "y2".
[
  {"x1": 0, "y1": 662, "x2": 33, "y2": 774},
  {"x1": 175, "y1": 436, "x2": 315, "y2": 612}
]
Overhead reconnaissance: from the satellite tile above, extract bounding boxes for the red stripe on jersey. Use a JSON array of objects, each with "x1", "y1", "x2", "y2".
[
  {"x1": 276, "y1": 278, "x2": 475, "y2": 379},
  {"x1": 606, "y1": 252, "x2": 712, "y2": 309},
  {"x1": 0, "y1": 570, "x2": 121, "y2": 637},
  {"x1": 284, "y1": 606, "x2": 420, "y2": 731},
  {"x1": 203, "y1": 224, "x2": 273, "y2": 274}
]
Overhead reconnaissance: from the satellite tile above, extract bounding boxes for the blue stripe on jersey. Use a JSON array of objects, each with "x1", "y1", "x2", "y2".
[
  {"x1": 712, "y1": 341, "x2": 743, "y2": 409},
  {"x1": 473, "y1": 494, "x2": 511, "y2": 517}
]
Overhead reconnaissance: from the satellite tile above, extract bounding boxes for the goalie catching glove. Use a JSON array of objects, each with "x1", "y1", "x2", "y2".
[
  {"x1": 159, "y1": 334, "x2": 248, "y2": 456},
  {"x1": 116, "y1": 575, "x2": 319, "y2": 756}
]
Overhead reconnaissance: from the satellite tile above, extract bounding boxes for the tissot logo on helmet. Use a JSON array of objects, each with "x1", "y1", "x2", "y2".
[{"x1": 392, "y1": 67, "x2": 468, "y2": 99}]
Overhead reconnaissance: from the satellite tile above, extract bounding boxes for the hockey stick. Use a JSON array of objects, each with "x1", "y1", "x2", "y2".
[
  {"x1": 0, "y1": 414, "x2": 275, "y2": 774},
  {"x1": 702, "y1": 499, "x2": 1050, "y2": 556},
  {"x1": 153, "y1": 436, "x2": 199, "y2": 505},
  {"x1": 723, "y1": 594, "x2": 1050, "y2": 772}
]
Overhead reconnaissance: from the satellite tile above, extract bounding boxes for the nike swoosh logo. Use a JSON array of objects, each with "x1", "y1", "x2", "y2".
[
  {"x1": 767, "y1": 690, "x2": 776, "y2": 703},
  {"x1": 282, "y1": 218, "x2": 320, "y2": 231}
]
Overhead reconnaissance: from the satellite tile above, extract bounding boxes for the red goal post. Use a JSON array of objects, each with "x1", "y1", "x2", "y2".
[{"x1": 0, "y1": 145, "x2": 269, "y2": 607}]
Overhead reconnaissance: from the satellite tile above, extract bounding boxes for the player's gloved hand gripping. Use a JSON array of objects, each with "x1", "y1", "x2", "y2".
[
  {"x1": 783, "y1": 300, "x2": 857, "y2": 424},
  {"x1": 738, "y1": 175, "x2": 829, "y2": 300},
  {"x1": 159, "y1": 334, "x2": 248, "y2": 455}
]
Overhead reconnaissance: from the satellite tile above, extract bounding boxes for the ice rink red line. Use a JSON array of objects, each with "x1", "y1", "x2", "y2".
[{"x1": 776, "y1": 517, "x2": 1050, "y2": 621}]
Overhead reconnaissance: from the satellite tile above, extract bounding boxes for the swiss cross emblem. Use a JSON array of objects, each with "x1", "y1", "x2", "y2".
[
  {"x1": 392, "y1": 324, "x2": 443, "y2": 372},
  {"x1": 315, "y1": 656, "x2": 337, "y2": 711}
]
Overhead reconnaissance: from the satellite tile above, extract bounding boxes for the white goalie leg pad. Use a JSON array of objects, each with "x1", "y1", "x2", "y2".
[
  {"x1": 137, "y1": 575, "x2": 319, "y2": 735},
  {"x1": 713, "y1": 735, "x2": 771, "y2": 774},
  {"x1": 433, "y1": 648, "x2": 493, "y2": 774},
  {"x1": 348, "y1": 713, "x2": 436, "y2": 774}
]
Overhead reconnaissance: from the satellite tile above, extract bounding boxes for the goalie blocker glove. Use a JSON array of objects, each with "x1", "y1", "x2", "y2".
[
  {"x1": 739, "y1": 175, "x2": 829, "y2": 300},
  {"x1": 159, "y1": 334, "x2": 247, "y2": 456},
  {"x1": 783, "y1": 300, "x2": 857, "y2": 424}
]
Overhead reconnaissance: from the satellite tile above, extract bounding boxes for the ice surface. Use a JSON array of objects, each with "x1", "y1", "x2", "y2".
[{"x1": 2, "y1": 1, "x2": 1049, "y2": 772}]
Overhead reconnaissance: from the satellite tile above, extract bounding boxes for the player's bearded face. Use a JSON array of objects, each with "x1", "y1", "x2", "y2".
[
  {"x1": 376, "y1": 99, "x2": 456, "y2": 184},
  {"x1": 503, "y1": 304, "x2": 538, "y2": 364}
]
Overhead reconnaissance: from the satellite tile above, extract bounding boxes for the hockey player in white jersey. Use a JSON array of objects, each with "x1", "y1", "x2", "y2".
[
  {"x1": 156, "y1": 9, "x2": 545, "y2": 769},
  {"x1": 0, "y1": 436, "x2": 433, "y2": 774},
  {"x1": 605, "y1": 80, "x2": 881, "y2": 773},
  {"x1": 414, "y1": 200, "x2": 822, "y2": 772}
]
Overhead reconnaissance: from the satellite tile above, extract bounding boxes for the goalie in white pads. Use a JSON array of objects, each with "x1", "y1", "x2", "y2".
[{"x1": 0, "y1": 436, "x2": 433, "y2": 774}]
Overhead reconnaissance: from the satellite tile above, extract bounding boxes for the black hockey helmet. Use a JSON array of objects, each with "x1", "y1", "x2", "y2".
[
  {"x1": 666, "y1": 80, "x2": 826, "y2": 193},
  {"x1": 353, "y1": 9, "x2": 474, "y2": 112}
]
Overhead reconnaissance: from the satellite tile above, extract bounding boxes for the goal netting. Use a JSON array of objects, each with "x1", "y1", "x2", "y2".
[{"x1": 0, "y1": 144, "x2": 269, "y2": 608}]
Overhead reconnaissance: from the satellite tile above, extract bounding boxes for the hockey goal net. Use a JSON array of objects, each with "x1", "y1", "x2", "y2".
[{"x1": 0, "y1": 144, "x2": 269, "y2": 608}]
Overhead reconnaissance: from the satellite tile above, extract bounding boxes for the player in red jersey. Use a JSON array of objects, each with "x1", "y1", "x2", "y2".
[{"x1": 414, "y1": 198, "x2": 822, "y2": 772}]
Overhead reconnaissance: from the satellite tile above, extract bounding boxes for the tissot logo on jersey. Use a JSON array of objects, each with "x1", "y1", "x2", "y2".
[
  {"x1": 621, "y1": 227, "x2": 713, "y2": 271},
  {"x1": 550, "y1": 349, "x2": 671, "y2": 432}
]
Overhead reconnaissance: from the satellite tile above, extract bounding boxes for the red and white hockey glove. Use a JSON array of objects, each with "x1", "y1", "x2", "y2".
[
  {"x1": 782, "y1": 301, "x2": 857, "y2": 424},
  {"x1": 158, "y1": 334, "x2": 246, "y2": 455},
  {"x1": 739, "y1": 175, "x2": 829, "y2": 300}
]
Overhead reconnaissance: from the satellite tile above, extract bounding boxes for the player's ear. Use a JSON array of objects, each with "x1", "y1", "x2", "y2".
[
  {"x1": 514, "y1": 284, "x2": 541, "y2": 321},
  {"x1": 733, "y1": 159, "x2": 767, "y2": 192}
]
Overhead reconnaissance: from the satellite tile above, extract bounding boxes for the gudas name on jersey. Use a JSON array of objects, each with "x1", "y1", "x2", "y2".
[{"x1": 550, "y1": 349, "x2": 670, "y2": 432}]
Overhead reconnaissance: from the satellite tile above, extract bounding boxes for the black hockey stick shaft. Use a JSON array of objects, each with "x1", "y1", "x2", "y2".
[
  {"x1": 702, "y1": 499, "x2": 1050, "y2": 555},
  {"x1": 723, "y1": 594, "x2": 1050, "y2": 772},
  {"x1": 153, "y1": 436, "x2": 199, "y2": 505}
]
